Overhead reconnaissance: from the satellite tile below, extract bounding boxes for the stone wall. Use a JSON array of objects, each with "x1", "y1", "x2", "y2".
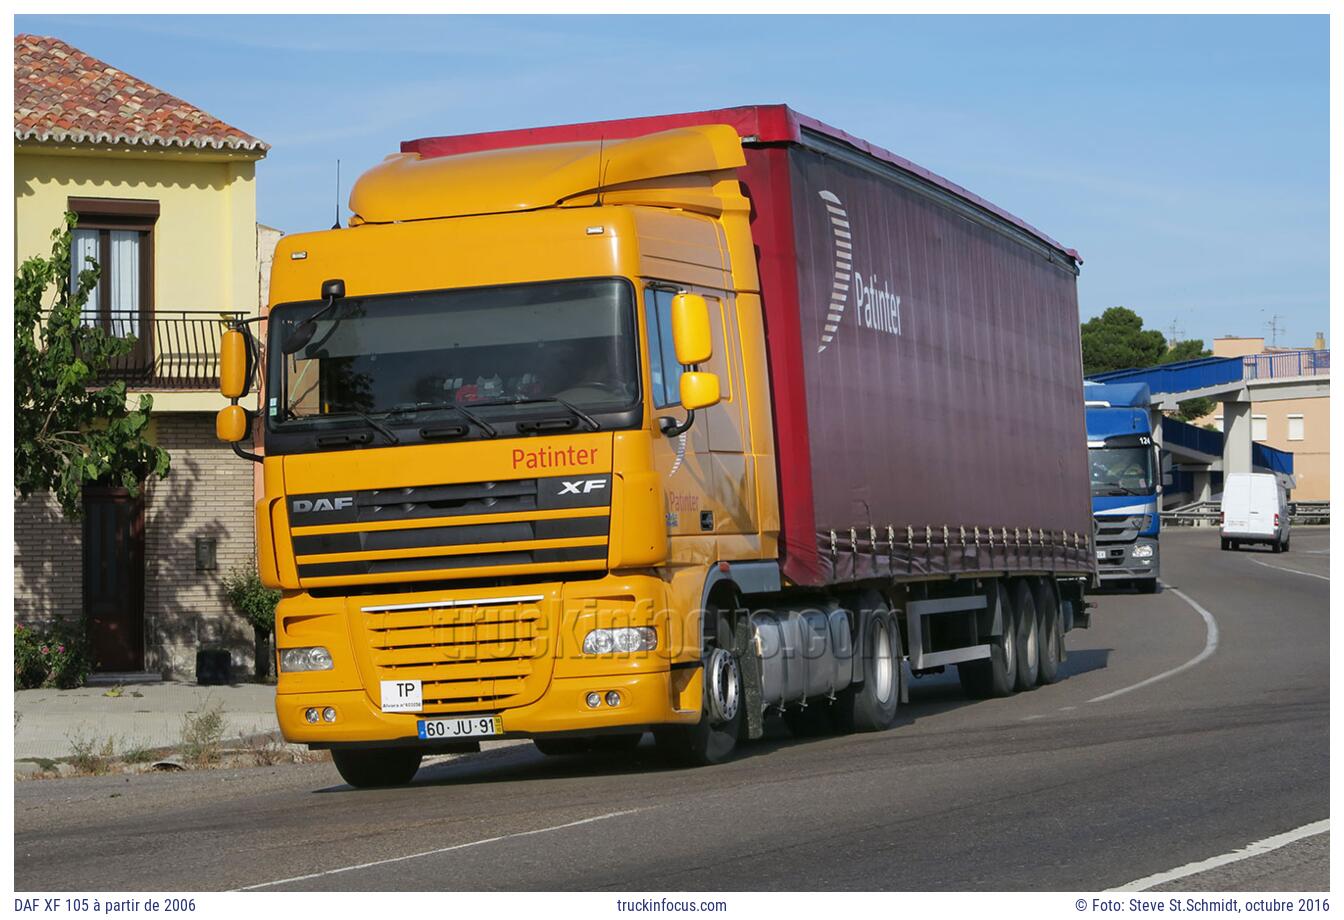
[
  {"x1": 14, "y1": 491, "x2": 84, "y2": 625},
  {"x1": 143, "y1": 413, "x2": 258, "y2": 677}
]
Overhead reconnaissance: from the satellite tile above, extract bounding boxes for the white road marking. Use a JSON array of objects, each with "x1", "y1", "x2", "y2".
[
  {"x1": 1110, "y1": 819, "x2": 1329, "y2": 891},
  {"x1": 236, "y1": 808, "x2": 644, "y2": 890},
  {"x1": 1088, "y1": 583, "x2": 1219, "y2": 704},
  {"x1": 1249, "y1": 558, "x2": 1330, "y2": 581}
]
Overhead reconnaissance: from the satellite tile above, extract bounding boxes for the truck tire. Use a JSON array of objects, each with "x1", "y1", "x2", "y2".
[
  {"x1": 1136, "y1": 578, "x2": 1158, "y2": 594},
  {"x1": 534, "y1": 734, "x2": 642, "y2": 757},
  {"x1": 1283, "y1": 536, "x2": 1291, "y2": 552},
  {"x1": 832, "y1": 602, "x2": 902, "y2": 734},
  {"x1": 1033, "y1": 579, "x2": 1062, "y2": 686},
  {"x1": 1011, "y1": 580, "x2": 1040, "y2": 691},
  {"x1": 331, "y1": 748, "x2": 422, "y2": 788},
  {"x1": 958, "y1": 582, "x2": 1017, "y2": 699},
  {"x1": 1272, "y1": 538, "x2": 1284, "y2": 554},
  {"x1": 1221, "y1": 538, "x2": 1231, "y2": 551},
  {"x1": 655, "y1": 605, "x2": 743, "y2": 766}
]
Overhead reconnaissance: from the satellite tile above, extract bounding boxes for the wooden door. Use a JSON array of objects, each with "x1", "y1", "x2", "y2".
[{"x1": 83, "y1": 487, "x2": 146, "y2": 671}]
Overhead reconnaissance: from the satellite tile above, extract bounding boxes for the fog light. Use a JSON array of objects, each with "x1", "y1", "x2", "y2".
[
  {"x1": 304, "y1": 708, "x2": 320, "y2": 723},
  {"x1": 605, "y1": 690, "x2": 622, "y2": 707},
  {"x1": 582, "y1": 627, "x2": 657, "y2": 655},
  {"x1": 322, "y1": 707, "x2": 337, "y2": 723},
  {"x1": 1132, "y1": 544, "x2": 1153, "y2": 559},
  {"x1": 585, "y1": 691, "x2": 602, "y2": 708},
  {"x1": 281, "y1": 646, "x2": 334, "y2": 672}
]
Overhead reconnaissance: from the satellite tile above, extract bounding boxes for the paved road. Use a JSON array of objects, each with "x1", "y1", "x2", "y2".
[{"x1": 14, "y1": 528, "x2": 1329, "y2": 891}]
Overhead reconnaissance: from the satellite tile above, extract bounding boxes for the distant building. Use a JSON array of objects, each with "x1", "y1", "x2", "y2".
[
  {"x1": 1198, "y1": 334, "x2": 1330, "y2": 502},
  {"x1": 14, "y1": 34, "x2": 272, "y2": 677}
]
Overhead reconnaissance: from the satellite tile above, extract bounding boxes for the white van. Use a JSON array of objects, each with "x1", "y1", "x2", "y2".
[{"x1": 1221, "y1": 472, "x2": 1291, "y2": 553}]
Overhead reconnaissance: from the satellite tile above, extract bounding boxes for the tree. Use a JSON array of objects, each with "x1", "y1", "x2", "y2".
[
  {"x1": 15, "y1": 213, "x2": 170, "y2": 518},
  {"x1": 1080, "y1": 307, "x2": 1168, "y2": 376}
]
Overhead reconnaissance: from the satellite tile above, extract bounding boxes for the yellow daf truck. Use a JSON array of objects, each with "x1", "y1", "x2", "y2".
[{"x1": 217, "y1": 106, "x2": 1095, "y2": 787}]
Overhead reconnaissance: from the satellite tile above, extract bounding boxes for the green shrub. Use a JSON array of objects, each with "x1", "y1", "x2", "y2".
[
  {"x1": 180, "y1": 703, "x2": 226, "y2": 767},
  {"x1": 15, "y1": 621, "x2": 92, "y2": 690},
  {"x1": 221, "y1": 565, "x2": 280, "y2": 634}
]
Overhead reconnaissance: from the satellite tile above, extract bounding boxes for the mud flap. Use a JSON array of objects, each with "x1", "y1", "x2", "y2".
[{"x1": 737, "y1": 613, "x2": 765, "y2": 740}]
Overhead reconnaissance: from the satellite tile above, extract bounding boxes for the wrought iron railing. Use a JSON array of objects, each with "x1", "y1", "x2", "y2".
[{"x1": 44, "y1": 310, "x2": 247, "y2": 390}]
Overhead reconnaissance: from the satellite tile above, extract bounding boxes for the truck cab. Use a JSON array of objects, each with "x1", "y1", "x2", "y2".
[{"x1": 1085, "y1": 383, "x2": 1160, "y2": 592}]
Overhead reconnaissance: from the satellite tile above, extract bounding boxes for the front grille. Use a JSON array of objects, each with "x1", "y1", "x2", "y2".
[
  {"x1": 1095, "y1": 514, "x2": 1147, "y2": 543},
  {"x1": 360, "y1": 595, "x2": 553, "y2": 712},
  {"x1": 289, "y1": 476, "x2": 611, "y2": 585}
]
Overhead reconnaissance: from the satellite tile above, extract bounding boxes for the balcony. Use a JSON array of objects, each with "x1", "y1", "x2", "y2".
[{"x1": 70, "y1": 310, "x2": 247, "y2": 390}]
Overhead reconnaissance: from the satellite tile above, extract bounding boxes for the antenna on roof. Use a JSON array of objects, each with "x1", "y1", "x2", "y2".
[{"x1": 332, "y1": 159, "x2": 341, "y2": 230}]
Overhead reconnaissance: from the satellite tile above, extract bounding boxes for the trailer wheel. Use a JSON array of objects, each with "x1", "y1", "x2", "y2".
[
  {"x1": 655, "y1": 605, "x2": 743, "y2": 766},
  {"x1": 958, "y1": 582, "x2": 1017, "y2": 699},
  {"x1": 832, "y1": 602, "x2": 901, "y2": 733},
  {"x1": 1011, "y1": 580, "x2": 1040, "y2": 691},
  {"x1": 331, "y1": 748, "x2": 422, "y2": 789},
  {"x1": 1033, "y1": 580, "x2": 1062, "y2": 686}
]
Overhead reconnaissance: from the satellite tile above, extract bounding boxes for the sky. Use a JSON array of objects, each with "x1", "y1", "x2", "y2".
[{"x1": 15, "y1": 13, "x2": 1331, "y2": 349}]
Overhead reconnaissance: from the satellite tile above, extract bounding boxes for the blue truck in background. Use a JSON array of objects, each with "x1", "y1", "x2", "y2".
[{"x1": 1084, "y1": 382, "x2": 1161, "y2": 593}]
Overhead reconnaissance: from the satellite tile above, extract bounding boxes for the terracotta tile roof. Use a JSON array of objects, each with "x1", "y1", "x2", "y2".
[{"x1": 14, "y1": 34, "x2": 268, "y2": 153}]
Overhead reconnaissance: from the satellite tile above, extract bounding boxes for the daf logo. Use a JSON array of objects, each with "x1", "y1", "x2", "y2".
[
  {"x1": 559, "y1": 479, "x2": 607, "y2": 495},
  {"x1": 293, "y1": 496, "x2": 355, "y2": 513}
]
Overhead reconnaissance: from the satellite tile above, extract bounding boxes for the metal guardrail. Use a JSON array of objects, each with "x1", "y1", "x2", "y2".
[
  {"x1": 1161, "y1": 499, "x2": 1329, "y2": 527},
  {"x1": 44, "y1": 310, "x2": 245, "y2": 390}
]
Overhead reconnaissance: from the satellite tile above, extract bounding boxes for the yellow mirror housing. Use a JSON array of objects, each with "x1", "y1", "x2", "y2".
[
  {"x1": 679, "y1": 371, "x2": 721, "y2": 411},
  {"x1": 670, "y1": 293, "x2": 712, "y2": 366},
  {"x1": 216, "y1": 404, "x2": 248, "y2": 443},
  {"x1": 220, "y1": 329, "x2": 247, "y2": 399}
]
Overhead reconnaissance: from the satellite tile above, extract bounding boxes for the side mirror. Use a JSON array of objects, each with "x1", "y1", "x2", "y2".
[
  {"x1": 679, "y1": 371, "x2": 721, "y2": 411},
  {"x1": 220, "y1": 329, "x2": 248, "y2": 399},
  {"x1": 216, "y1": 404, "x2": 248, "y2": 443},
  {"x1": 670, "y1": 293, "x2": 712, "y2": 366}
]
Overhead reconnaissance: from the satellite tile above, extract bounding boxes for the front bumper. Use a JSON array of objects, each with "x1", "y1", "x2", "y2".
[
  {"x1": 1095, "y1": 536, "x2": 1160, "y2": 582},
  {"x1": 276, "y1": 668, "x2": 700, "y2": 747}
]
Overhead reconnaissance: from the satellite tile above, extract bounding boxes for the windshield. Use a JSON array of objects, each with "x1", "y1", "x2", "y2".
[
  {"x1": 1089, "y1": 446, "x2": 1154, "y2": 496},
  {"x1": 268, "y1": 279, "x2": 638, "y2": 432}
]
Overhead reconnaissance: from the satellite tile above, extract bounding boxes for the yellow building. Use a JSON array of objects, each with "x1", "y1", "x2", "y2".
[
  {"x1": 14, "y1": 34, "x2": 271, "y2": 678},
  {"x1": 1202, "y1": 335, "x2": 1330, "y2": 502}
]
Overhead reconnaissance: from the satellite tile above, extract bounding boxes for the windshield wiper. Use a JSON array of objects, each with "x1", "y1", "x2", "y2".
[
  {"x1": 324, "y1": 411, "x2": 400, "y2": 445},
  {"x1": 470, "y1": 396, "x2": 600, "y2": 432},
  {"x1": 384, "y1": 401, "x2": 497, "y2": 438},
  {"x1": 1095, "y1": 486, "x2": 1147, "y2": 496}
]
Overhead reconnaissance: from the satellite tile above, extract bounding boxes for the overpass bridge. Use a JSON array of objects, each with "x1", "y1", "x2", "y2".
[{"x1": 1088, "y1": 349, "x2": 1327, "y2": 502}]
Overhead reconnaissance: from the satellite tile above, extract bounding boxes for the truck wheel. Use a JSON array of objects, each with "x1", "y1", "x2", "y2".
[
  {"x1": 534, "y1": 734, "x2": 642, "y2": 756},
  {"x1": 832, "y1": 603, "x2": 902, "y2": 733},
  {"x1": 1136, "y1": 578, "x2": 1158, "y2": 594},
  {"x1": 1272, "y1": 538, "x2": 1284, "y2": 554},
  {"x1": 1033, "y1": 580, "x2": 1062, "y2": 686},
  {"x1": 331, "y1": 748, "x2": 422, "y2": 788},
  {"x1": 1011, "y1": 580, "x2": 1040, "y2": 691},
  {"x1": 1283, "y1": 537, "x2": 1291, "y2": 552},
  {"x1": 958, "y1": 582, "x2": 1017, "y2": 699},
  {"x1": 1220, "y1": 538, "x2": 1230, "y2": 551},
  {"x1": 655, "y1": 606, "x2": 743, "y2": 766}
]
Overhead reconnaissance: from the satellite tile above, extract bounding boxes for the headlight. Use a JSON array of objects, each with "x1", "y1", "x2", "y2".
[
  {"x1": 1131, "y1": 544, "x2": 1153, "y2": 559},
  {"x1": 582, "y1": 627, "x2": 657, "y2": 655},
  {"x1": 280, "y1": 646, "x2": 333, "y2": 672}
]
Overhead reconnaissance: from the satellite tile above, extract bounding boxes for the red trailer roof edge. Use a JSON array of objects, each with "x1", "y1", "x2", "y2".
[{"x1": 401, "y1": 104, "x2": 1080, "y2": 264}]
